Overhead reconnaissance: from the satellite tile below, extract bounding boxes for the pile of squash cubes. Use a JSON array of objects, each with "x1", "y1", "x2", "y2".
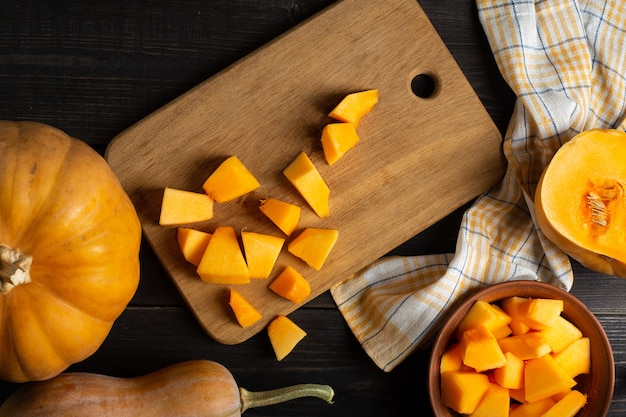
[{"x1": 440, "y1": 297, "x2": 590, "y2": 416}]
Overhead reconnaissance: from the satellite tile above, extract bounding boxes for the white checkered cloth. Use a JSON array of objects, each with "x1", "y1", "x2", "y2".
[{"x1": 330, "y1": 0, "x2": 626, "y2": 371}]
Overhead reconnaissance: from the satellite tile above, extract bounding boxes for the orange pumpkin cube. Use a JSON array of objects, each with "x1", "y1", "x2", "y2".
[
  {"x1": 328, "y1": 89, "x2": 379, "y2": 127},
  {"x1": 259, "y1": 198, "x2": 301, "y2": 236},
  {"x1": 321, "y1": 122, "x2": 360, "y2": 165},
  {"x1": 440, "y1": 371, "x2": 490, "y2": 415},
  {"x1": 518, "y1": 298, "x2": 564, "y2": 330},
  {"x1": 459, "y1": 325, "x2": 506, "y2": 372},
  {"x1": 541, "y1": 389, "x2": 587, "y2": 417},
  {"x1": 509, "y1": 387, "x2": 526, "y2": 404},
  {"x1": 455, "y1": 300, "x2": 512, "y2": 340},
  {"x1": 228, "y1": 289, "x2": 262, "y2": 328},
  {"x1": 524, "y1": 354, "x2": 577, "y2": 403},
  {"x1": 539, "y1": 315, "x2": 583, "y2": 353},
  {"x1": 269, "y1": 266, "x2": 311, "y2": 303},
  {"x1": 287, "y1": 227, "x2": 338, "y2": 271},
  {"x1": 267, "y1": 315, "x2": 307, "y2": 361},
  {"x1": 497, "y1": 331, "x2": 551, "y2": 360},
  {"x1": 552, "y1": 337, "x2": 590, "y2": 378},
  {"x1": 509, "y1": 398, "x2": 556, "y2": 417},
  {"x1": 241, "y1": 231, "x2": 285, "y2": 279},
  {"x1": 491, "y1": 324, "x2": 513, "y2": 340},
  {"x1": 501, "y1": 296, "x2": 531, "y2": 335},
  {"x1": 470, "y1": 383, "x2": 510, "y2": 417},
  {"x1": 282, "y1": 152, "x2": 330, "y2": 218},
  {"x1": 440, "y1": 343, "x2": 472, "y2": 373},
  {"x1": 159, "y1": 187, "x2": 214, "y2": 226},
  {"x1": 493, "y1": 351, "x2": 525, "y2": 389},
  {"x1": 202, "y1": 156, "x2": 260, "y2": 203},
  {"x1": 177, "y1": 227, "x2": 212, "y2": 266},
  {"x1": 197, "y1": 226, "x2": 250, "y2": 284}
]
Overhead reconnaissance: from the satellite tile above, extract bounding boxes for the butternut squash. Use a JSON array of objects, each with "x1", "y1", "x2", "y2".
[
  {"x1": 535, "y1": 128, "x2": 626, "y2": 278},
  {"x1": 0, "y1": 360, "x2": 334, "y2": 416}
]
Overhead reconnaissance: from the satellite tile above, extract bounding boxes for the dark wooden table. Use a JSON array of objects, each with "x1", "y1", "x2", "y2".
[{"x1": 2, "y1": 1, "x2": 625, "y2": 415}]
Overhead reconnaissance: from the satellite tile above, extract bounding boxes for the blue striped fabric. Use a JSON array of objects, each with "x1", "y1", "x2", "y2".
[{"x1": 330, "y1": 0, "x2": 626, "y2": 371}]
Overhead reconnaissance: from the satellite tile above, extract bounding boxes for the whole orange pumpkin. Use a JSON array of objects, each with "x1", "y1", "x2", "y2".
[{"x1": 0, "y1": 121, "x2": 141, "y2": 382}]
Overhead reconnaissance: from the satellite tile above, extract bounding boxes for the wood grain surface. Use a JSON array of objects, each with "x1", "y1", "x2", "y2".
[
  {"x1": 3, "y1": 1, "x2": 625, "y2": 416},
  {"x1": 105, "y1": 0, "x2": 505, "y2": 345}
]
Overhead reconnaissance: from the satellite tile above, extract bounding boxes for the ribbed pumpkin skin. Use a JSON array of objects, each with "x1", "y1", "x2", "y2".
[
  {"x1": 0, "y1": 360, "x2": 242, "y2": 417},
  {"x1": 0, "y1": 121, "x2": 141, "y2": 382}
]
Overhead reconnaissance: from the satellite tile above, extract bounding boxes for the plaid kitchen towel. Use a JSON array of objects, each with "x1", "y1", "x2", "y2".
[{"x1": 330, "y1": 0, "x2": 626, "y2": 372}]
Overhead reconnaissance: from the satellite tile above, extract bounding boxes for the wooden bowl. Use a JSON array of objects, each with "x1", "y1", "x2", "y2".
[{"x1": 428, "y1": 280, "x2": 614, "y2": 417}]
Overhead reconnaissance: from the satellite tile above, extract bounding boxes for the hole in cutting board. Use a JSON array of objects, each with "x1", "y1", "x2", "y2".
[{"x1": 411, "y1": 73, "x2": 437, "y2": 98}]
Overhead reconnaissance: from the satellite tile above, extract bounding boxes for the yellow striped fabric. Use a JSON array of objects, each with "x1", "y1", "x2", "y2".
[{"x1": 330, "y1": 0, "x2": 626, "y2": 372}]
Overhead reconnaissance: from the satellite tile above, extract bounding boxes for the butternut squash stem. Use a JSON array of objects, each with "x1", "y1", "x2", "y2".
[{"x1": 239, "y1": 384, "x2": 334, "y2": 413}]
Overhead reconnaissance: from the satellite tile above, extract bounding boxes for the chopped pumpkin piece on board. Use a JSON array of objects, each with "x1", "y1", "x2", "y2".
[
  {"x1": 241, "y1": 231, "x2": 285, "y2": 279},
  {"x1": 269, "y1": 266, "x2": 311, "y2": 303},
  {"x1": 267, "y1": 315, "x2": 307, "y2": 361},
  {"x1": 321, "y1": 122, "x2": 360, "y2": 165},
  {"x1": 159, "y1": 187, "x2": 214, "y2": 226},
  {"x1": 202, "y1": 156, "x2": 260, "y2": 203},
  {"x1": 282, "y1": 152, "x2": 330, "y2": 218},
  {"x1": 287, "y1": 227, "x2": 338, "y2": 270},
  {"x1": 229, "y1": 289, "x2": 262, "y2": 328},
  {"x1": 328, "y1": 89, "x2": 379, "y2": 127},
  {"x1": 197, "y1": 226, "x2": 250, "y2": 284},
  {"x1": 259, "y1": 198, "x2": 301, "y2": 236},
  {"x1": 177, "y1": 227, "x2": 212, "y2": 266}
]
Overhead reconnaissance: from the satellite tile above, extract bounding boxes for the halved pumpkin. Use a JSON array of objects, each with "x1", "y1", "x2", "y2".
[{"x1": 535, "y1": 128, "x2": 626, "y2": 278}]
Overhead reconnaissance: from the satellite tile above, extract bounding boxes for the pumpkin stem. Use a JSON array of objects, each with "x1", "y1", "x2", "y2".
[
  {"x1": 239, "y1": 383, "x2": 334, "y2": 413},
  {"x1": 0, "y1": 245, "x2": 32, "y2": 293}
]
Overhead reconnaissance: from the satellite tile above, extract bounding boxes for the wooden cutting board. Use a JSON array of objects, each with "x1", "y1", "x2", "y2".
[{"x1": 105, "y1": 0, "x2": 506, "y2": 345}]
